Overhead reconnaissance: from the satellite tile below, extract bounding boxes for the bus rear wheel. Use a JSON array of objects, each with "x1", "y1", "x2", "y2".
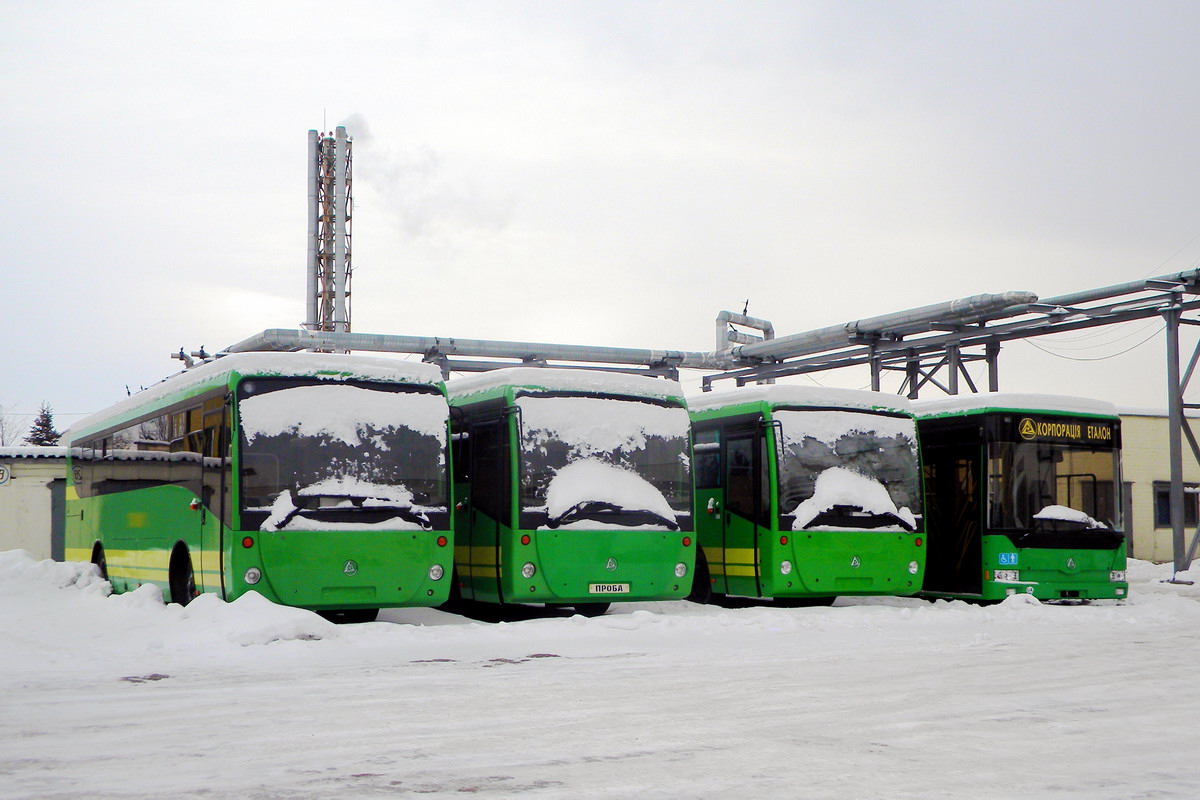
[
  {"x1": 91, "y1": 543, "x2": 108, "y2": 581},
  {"x1": 169, "y1": 546, "x2": 197, "y2": 607},
  {"x1": 573, "y1": 603, "x2": 610, "y2": 617}
]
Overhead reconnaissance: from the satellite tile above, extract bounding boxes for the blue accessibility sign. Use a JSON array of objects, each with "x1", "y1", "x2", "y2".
[{"x1": 998, "y1": 552, "x2": 1019, "y2": 566}]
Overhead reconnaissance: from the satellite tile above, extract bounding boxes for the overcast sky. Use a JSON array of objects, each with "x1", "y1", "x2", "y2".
[{"x1": 3, "y1": 0, "x2": 1199, "y2": 434}]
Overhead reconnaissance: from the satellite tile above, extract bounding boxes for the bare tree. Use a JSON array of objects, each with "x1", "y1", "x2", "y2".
[{"x1": 0, "y1": 402, "x2": 24, "y2": 446}]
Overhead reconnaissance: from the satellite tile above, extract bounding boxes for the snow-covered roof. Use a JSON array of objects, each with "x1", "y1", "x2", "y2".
[
  {"x1": 687, "y1": 385, "x2": 912, "y2": 415},
  {"x1": 913, "y1": 393, "x2": 1118, "y2": 419},
  {"x1": 447, "y1": 367, "x2": 685, "y2": 402},
  {"x1": 67, "y1": 352, "x2": 444, "y2": 440},
  {"x1": 0, "y1": 446, "x2": 69, "y2": 459}
]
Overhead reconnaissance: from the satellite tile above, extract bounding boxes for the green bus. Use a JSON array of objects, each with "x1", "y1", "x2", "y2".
[
  {"x1": 65, "y1": 352, "x2": 453, "y2": 620},
  {"x1": 915, "y1": 394, "x2": 1127, "y2": 602},
  {"x1": 688, "y1": 386, "x2": 926, "y2": 605},
  {"x1": 446, "y1": 368, "x2": 694, "y2": 616}
]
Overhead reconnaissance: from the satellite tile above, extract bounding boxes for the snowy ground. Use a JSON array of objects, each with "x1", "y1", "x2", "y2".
[{"x1": 3, "y1": 551, "x2": 1199, "y2": 799}]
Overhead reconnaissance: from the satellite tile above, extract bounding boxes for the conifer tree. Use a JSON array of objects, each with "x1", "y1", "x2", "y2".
[{"x1": 23, "y1": 402, "x2": 61, "y2": 446}]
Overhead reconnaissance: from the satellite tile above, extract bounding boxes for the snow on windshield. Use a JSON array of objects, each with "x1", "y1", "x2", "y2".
[
  {"x1": 240, "y1": 384, "x2": 447, "y2": 444},
  {"x1": 544, "y1": 459, "x2": 677, "y2": 527},
  {"x1": 1033, "y1": 505, "x2": 1105, "y2": 529},
  {"x1": 516, "y1": 395, "x2": 689, "y2": 456},
  {"x1": 774, "y1": 408, "x2": 922, "y2": 527},
  {"x1": 792, "y1": 467, "x2": 917, "y2": 531},
  {"x1": 239, "y1": 383, "x2": 449, "y2": 519},
  {"x1": 516, "y1": 395, "x2": 691, "y2": 518}
]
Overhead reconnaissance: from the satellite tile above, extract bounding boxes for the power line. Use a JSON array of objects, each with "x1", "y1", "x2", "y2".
[{"x1": 1023, "y1": 324, "x2": 1164, "y2": 362}]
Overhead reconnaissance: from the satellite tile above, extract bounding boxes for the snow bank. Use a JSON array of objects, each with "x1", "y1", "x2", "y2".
[
  {"x1": 180, "y1": 591, "x2": 338, "y2": 646},
  {"x1": 0, "y1": 548, "x2": 109, "y2": 593}
]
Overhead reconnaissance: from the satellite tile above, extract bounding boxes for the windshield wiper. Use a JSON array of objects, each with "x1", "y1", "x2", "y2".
[
  {"x1": 798, "y1": 504, "x2": 916, "y2": 532},
  {"x1": 280, "y1": 491, "x2": 433, "y2": 530},
  {"x1": 547, "y1": 500, "x2": 679, "y2": 530}
]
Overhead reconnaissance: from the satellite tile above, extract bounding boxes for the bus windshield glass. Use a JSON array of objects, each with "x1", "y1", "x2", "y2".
[
  {"x1": 516, "y1": 394, "x2": 691, "y2": 529},
  {"x1": 987, "y1": 441, "x2": 1120, "y2": 532},
  {"x1": 774, "y1": 409, "x2": 922, "y2": 531},
  {"x1": 238, "y1": 379, "x2": 448, "y2": 529}
]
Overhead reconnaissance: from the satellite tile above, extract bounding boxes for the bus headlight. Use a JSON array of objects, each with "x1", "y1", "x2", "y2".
[
  {"x1": 1110, "y1": 570, "x2": 1126, "y2": 582},
  {"x1": 780, "y1": 560, "x2": 793, "y2": 575},
  {"x1": 674, "y1": 562, "x2": 687, "y2": 578},
  {"x1": 521, "y1": 562, "x2": 537, "y2": 579},
  {"x1": 908, "y1": 560, "x2": 920, "y2": 575},
  {"x1": 995, "y1": 569, "x2": 1020, "y2": 582},
  {"x1": 428, "y1": 564, "x2": 444, "y2": 581},
  {"x1": 244, "y1": 567, "x2": 262, "y2": 585}
]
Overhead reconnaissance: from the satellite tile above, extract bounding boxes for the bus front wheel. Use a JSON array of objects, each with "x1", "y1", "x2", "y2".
[
  {"x1": 91, "y1": 543, "x2": 108, "y2": 581},
  {"x1": 169, "y1": 545, "x2": 197, "y2": 607},
  {"x1": 573, "y1": 603, "x2": 610, "y2": 618}
]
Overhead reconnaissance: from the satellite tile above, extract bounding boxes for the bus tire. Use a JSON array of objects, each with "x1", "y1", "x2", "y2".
[
  {"x1": 774, "y1": 596, "x2": 836, "y2": 608},
  {"x1": 573, "y1": 602, "x2": 610, "y2": 618},
  {"x1": 91, "y1": 543, "x2": 108, "y2": 581},
  {"x1": 318, "y1": 608, "x2": 379, "y2": 624},
  {"x1": 687, "y1": 550, "x2": 713, "y2": 604},
  {"x1": 169, "y1": 545, "x2": 197, "y2": 607}
]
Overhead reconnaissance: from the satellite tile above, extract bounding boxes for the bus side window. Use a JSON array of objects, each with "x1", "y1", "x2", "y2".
[
  {"x1": 725, "y1": 436, "x2": 756, "y2": 518},
  {"x1": 451, "y1": 432, "x2": 471, "y2": 484},
  {"x1": 694, "y1": 429, "x2": 720, "y2": 490}
]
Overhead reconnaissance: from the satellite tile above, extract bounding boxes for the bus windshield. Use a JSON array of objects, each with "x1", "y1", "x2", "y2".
[
  {"x1": 987, "y1": 441, "x2": 1120, "y2": 532},
  {"x1": 238, "y1": 379, "x2": 448, "y2": 529},
  {"x1": 774, "y1": 409, "x2": 922, "y2": 531},
  {"x1": 516, "y1": 394, "x2": 691, "y2": 529}
]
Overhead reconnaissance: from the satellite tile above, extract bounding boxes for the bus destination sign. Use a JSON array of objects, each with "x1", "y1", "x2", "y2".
[{"x1": 1015, "y1": 416, "x2": 1115, "y2": 445}]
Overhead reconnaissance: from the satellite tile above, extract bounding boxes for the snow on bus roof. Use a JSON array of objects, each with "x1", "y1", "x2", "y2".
[
  {"x1": 67, "y1": 352, "x2": 443, "y2": 439},
  {"x1": 0, "y1": 446, "x2": 69, "y2": 459},
  {"x1": 446, "y1": 368, "x2": 684, "y2": 402},
  {"x1": 912, "y1": 393, "x2": 1118, "y2": 418},
  {"x1": 687, "y1": 385, "x2": 912, "y2": 415}
]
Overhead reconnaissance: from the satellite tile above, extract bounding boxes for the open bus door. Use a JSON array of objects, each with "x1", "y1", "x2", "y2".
[
  {"x1": 722, "y1": 426, "x2": 766, "y2": 598},
  {"x1": 467, "y1": 416, "x2": 509, "y2": 604},
  {"x1": 922, "y1": 443, "x2": 983, "y2": 595}
]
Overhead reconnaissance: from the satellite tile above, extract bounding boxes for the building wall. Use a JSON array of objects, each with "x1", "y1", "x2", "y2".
[
  {"x1": 0, "y1": 455, "x2": 66, "y2": 560},
  {"x1": 1119, "y1": 414, "x2": 1200, "y2": 563}
]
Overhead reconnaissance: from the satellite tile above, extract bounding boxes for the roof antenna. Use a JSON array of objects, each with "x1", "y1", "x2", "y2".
[{"x1": 742, "y1": 299, "x2": 750, "y2": 316}]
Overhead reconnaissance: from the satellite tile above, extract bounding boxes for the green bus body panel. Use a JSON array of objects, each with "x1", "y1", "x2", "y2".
[
  {"x1": 511, "y1": 527, "x2": 691, "y2": 603},
  {"x1": 917, "y1": 402, "x2": 1128, "y2": 602},
  {"x1": 975, "y1": 534, "x2": 1127, "y2": 602},
  {"x1": 251, "y1": 528, "x2": 452, "y2": 609},
  {"x1": 449, "y1": 376, "x2": 694, "y2": 607},
  {"x1": 65, "y1": 354, "x2": 454, "y2": 610},
  {"x1": 692, "y1": 397, "x2": 926, "y2": 601}
]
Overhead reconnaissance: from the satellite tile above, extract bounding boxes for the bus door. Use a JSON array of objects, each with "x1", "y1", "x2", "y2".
[
  {"x1": 468, "y1": 416, "x2": 510, "y2": 603},
  {"x1": 199, "y1": 397, "x2": 230, "y2": 595},
  {"x1": 723, "y1": 427, "x2": 767, "y2": 597},
  {"x1": 923, "y1": 443, "x2": 982, "y2": 595}
]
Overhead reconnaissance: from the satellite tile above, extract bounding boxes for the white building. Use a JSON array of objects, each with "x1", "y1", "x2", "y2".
[
  {"x1": 0, "y1": 447, "x2": 67, "y2": 560},
  {"x1": 1120, "y1": 411, "x2": 1200, "y2": 564}
]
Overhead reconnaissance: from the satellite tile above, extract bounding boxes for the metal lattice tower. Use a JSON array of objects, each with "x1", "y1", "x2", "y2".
[{"x1": 305, "y1": 127, "x2": 353, "y2": 335}]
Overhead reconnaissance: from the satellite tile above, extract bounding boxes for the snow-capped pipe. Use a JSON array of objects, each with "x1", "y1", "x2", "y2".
[
  {"x1": 715, "y1": 310, "x2": 774, "y2": 352},
  {"x1": 731, "y1": 291, "x2": 1039, "y2": 361},
  {"x1": 991, "y1": 267, "x2": 1200, "y2": 319},
  {"x1": 223, "y1": 329, "x2": 730, "y2": 370}
]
